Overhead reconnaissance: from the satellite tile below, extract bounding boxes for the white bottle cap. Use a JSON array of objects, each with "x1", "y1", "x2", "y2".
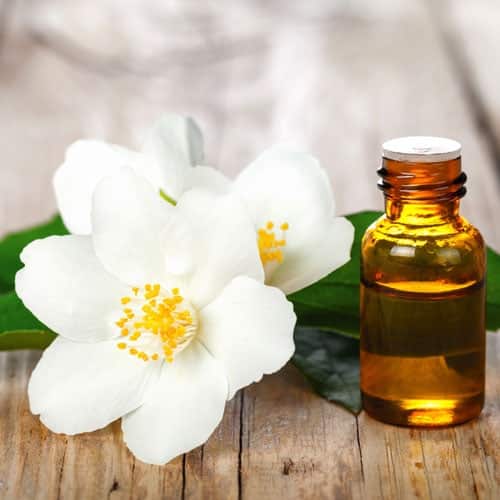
[{"x1": 382, "y1": 136, "x2": 462, "y2": 163}]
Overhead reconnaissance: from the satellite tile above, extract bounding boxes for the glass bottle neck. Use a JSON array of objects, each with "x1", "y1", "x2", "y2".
[
  {"x1": 384, "y1": 198, "x2": 460, "y2": 225},
  {"x1": 378, "y1": 157, "x2": 465, "y2": 226}
]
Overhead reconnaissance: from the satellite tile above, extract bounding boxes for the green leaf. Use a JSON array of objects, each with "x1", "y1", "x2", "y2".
[
  {"x1": 487, "y1": 247, "x2": 500, "y2": 331},
  {"x1": 0, "y1": 330, "x2": 56, "y2": 350},
  {"x1": 0, "y1": 214, "x2": 65, "y2": 348},
  {"x1": 289, "y1": 211, "x2": 382, "y2": 338},
  {"x1": 0, "y1": 215, "x2": 68, "y2": 293},
  {"x1": 291, "y1": 285, "x2": 360, "y2": 338},
  {"x1": 293, "y1": 326, "x2": 361, "y2": 414},
  {"x1": 0, "y1": 292, "x2": 55, "y2": 349}
]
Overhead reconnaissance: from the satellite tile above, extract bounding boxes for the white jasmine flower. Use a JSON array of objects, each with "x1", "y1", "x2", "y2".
[
  {"x1": 16, "y1": 169, "x2": 296, "y2": 465},
  {"x1": 54, "y1": 114, "x2": 227, "y2": 235},
  {"x1": 232, "y1": 146, "x2": 354, "y2": 294}
]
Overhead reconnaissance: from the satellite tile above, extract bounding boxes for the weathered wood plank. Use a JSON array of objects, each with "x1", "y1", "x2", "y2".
[
  {"x1": 183, "y1": 398, "x2": 240, "y2": 500},
  {"x1": 1, "y1": 340, "x2": 498, "y2": 499},
  {"x1": 241, "y1": 365, "x2": 364, "y2": 500}
]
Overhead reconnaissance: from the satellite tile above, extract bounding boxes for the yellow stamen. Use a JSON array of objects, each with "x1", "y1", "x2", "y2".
[
  {"x1": 115, "y1": 284, "x2": 196, "y2": 363},
  {"x1": 258, "y1": 220, "x2": 289, "y2": 265}
]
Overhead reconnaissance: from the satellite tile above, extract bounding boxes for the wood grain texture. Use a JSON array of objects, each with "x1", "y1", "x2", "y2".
[
  {"x1": 240, "y1": 365, "x2": 364, "y2": 500},
  {"x1": 0, "y1": 0, "x2": 499, "y2": 499}
]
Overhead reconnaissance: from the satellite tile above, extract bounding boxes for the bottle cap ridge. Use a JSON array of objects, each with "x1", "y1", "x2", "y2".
[{"x1": 382, "y1": 136, "x2": 461, "y2": 163}]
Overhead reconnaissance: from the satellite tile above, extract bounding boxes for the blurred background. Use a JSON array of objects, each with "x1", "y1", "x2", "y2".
[{"x1": 0, "y1": 0, "x2": 499, "y2": 249}]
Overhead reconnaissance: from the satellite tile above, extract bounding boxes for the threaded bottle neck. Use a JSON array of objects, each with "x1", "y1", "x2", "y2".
[
  {"x1": 378, "y1": 158, "x2": 466, "y2": 225},
  {"x1": 378, "y1": 157, "x2": 466, "y2": 203}
]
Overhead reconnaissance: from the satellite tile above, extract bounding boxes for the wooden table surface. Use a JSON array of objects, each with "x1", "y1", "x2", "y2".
[{"x1": 0, "y1": 1, "x2": 499, "y2": 498}]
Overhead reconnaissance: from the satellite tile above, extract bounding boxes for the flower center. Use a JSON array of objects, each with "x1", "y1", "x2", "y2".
[
  {"x1": 115, "y1": 284, "x2": 197, "y2": 363},
  {"x1": 257, "y1": 221, "x2": 289, "y2": 265}
]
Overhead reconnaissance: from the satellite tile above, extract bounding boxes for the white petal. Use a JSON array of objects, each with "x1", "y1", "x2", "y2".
[
  {"x1": 233, "y1": 146, "x2": 336, "y2": 250},
  {"x1": 54, "y1": 140, "x2": 143, "y2": 235},
  {"x1": 15, "y1": 235, "x2": 127, "y2": 342},
  {"x1": 270, "y1": 216, "x2": 355, "y2": 294},
  {"x1": 161, "y1": 213, "x2": 197, "y2": 277},
  {"x1": 92, "y1": 168, "x2": 174, "y2": 285},
  {"x1": 122, "y1": 341, "x2": 227, "y2": 465},
  {"x1": 199, "y1": 276, "x2": 296, "y2": 399},
  {"x1": 29, "y1": 336, "x2": 161, "y2": 435},
  {"x1": 175, "y1": 190, "x2": 264, "y2": 308},
  {"x1": 186, "y1": 165, "x2": 231, "y2": 194},
  {"x1": 142, "y1": 114, "x2": 204, "y2": 200}
]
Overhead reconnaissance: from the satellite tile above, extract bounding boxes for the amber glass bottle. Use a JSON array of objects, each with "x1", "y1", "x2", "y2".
[{"x1": 360, "y1": 137, "x2": 486, "y2": 427}]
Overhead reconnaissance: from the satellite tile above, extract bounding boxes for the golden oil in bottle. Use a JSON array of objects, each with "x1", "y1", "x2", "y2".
[{"x1": 360, "y1": 137, "x2": 486, "y2": 427}]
